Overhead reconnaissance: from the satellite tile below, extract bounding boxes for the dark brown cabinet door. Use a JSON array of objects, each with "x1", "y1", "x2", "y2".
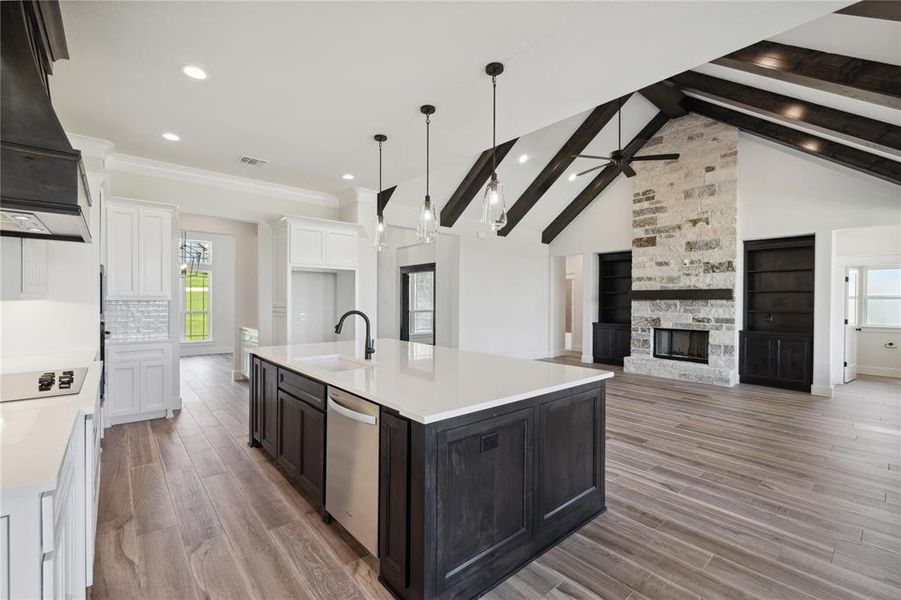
[
  {"x1": 434, "y1": 407, "x2": 534, "y2": 594},
  {"x1": 593, "y1": 323, "x2": 630, "y2": 365},
  {"x1": 739, "y1": 332, "x2": 773, "y2": 379},
  {"x1": 775, "y1": 336, "x2": 812, "y2": 386},
  {"x1": 379, "y1": 411, "x2": 410, "y2": 595},
  {"x1": 278, "y1": 391, "x2": 302, "y2": 478},
  {"x1": 537, "y1": 388, "x2": 604, "y2": 541},
  {"x1": 260, "y1": 360, "x2": 279, "y2": 456},
  {"x1": 249, "y1": 357, "x2": 262, "y2": 445},
  {"x1": 296, "y1": 400, "x2": 325, "y2": 503}
]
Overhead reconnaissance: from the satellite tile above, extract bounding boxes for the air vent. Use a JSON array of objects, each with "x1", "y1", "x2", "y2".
[{"x1": 239, "y1": 155, "x2": 268, "y2": 167}]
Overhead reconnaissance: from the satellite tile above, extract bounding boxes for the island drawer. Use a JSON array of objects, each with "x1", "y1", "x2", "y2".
[{"x1": 278, "y1": 368, "x2": 325, "y2": 410}]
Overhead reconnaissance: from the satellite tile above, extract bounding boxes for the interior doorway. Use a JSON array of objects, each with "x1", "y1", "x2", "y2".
[
  {"x1": 844, "y1": 267, "x2": 860, "y2": 383},
  {"x1": 400, "y1": 263, "x2": 436, "y2": 345}
]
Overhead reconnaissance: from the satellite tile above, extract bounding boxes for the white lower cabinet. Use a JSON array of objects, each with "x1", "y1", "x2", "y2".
[
  {"x1": 107, "y1": 342, "x2": 174, "y2": 424},
  {"x1": 3, "y1": 386, "x2": 100, "y2": 600}
]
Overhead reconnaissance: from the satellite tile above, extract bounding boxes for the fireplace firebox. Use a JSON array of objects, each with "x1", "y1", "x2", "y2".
[{"x1": 653, "y1": 328, "x2": 709, "y2": 364}]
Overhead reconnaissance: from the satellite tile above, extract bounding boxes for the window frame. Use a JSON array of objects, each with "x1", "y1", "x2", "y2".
[
  {"x1": 409, "y1": 271, "x2": 435, "y2": 336},
  {"x1": 860, "y1": 266, "x2": 901, "y2": 328},
  {"x1": 182, "y1": 269, "x2": 213, "y2": 343}
]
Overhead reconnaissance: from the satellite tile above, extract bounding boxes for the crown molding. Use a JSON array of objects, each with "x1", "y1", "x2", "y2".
[
  {"x1": 105, "y1": 153, "x2": 340, "y2": 208},
  {"x1": 66, "y1": 132, "x2": 115, "y2": 160}
]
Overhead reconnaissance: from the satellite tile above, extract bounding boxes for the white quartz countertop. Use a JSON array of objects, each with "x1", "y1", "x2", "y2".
[
  {"x1": 251, "y1": 339, "x2": 613, "y2": 423},
  {"x1": 0, "y1": 359, "x2": 101, "y2": 492}
]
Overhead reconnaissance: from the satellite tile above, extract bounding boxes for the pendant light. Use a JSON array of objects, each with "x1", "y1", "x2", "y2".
[
  {"x1": 480, "y1": 62, "x2": 507, "y2": 232},
  {"x1": 373, "y1": 133, "x2": 389, "y2": 251},
  {"x1": 417, "y1": 104, "x2": 438, "y2": 244}
]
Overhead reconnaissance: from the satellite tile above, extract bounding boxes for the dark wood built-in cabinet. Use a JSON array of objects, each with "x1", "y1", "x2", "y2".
[
  {"x1": 740, "y1": 235, "x2": 815, "y2": 391},
  {"x1": 593, "y1": 251, "x2": 632, "y2": 365},
  {"x1": 379, "y1": 381, "x2": 606, "y2": 600},
  {"x1": 250, "y1": 357, "x2": 326, "y2": 505}
]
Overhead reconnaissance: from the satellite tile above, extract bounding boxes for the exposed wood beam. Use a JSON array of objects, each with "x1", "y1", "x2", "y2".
[
  {"x1": 836, "y1": 1, "x2": 901, "y2": 22},
  {"x1": 498, "y1": 97, "x2": 625, "y2": 236},
  {"x1": 670, "y1": 71, "x2": 901, "y2": 157},
  {"x1": 377, "y1": 185, "x2": 396, "y2": 216},
  {"x1": 711, "y1": 41, "x2": 901, "y2": 109},
  {"x1": 439, "y1": 138, "x2": 517, "y2": 227},
  {"x1": 639, "y1": 82, "x2": 687, "y2": 118},
  {"x1": 542, "y1": 112, "x2": 670, "y2": 245},
  {"x1": 685, "y1": 97, "x2": 901, "y2": 186}
]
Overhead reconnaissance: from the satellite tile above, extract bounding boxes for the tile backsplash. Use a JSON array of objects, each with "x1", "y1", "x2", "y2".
[{"x1": 106, "y1": 300, "x2": 170, "y2": 342}]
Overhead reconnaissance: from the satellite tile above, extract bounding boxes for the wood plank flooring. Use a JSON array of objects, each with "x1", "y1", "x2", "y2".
[{"x1": 93, "y1": 354, "x2": 901, "y2": 599}]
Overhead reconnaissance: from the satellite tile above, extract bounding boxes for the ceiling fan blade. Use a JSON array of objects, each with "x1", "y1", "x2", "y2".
[
  {"x1": 573, "y1": 154, "x2": 612, "y2": 160},
  {"x1": 620, "y1": 163, "x2": 637, "y2": 178},
  {"x1": 630, "y1": 153, "x2": 680, "y2": 162},
  {"x1": 576, "y1": 164, "x2": 607, "y2": 177}
]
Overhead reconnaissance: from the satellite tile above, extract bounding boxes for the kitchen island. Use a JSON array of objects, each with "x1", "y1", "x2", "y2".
[{"x1": 249, "y1": 339, "x2": 612, "y2": 600}]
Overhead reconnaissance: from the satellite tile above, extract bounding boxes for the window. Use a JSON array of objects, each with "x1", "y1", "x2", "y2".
[
  {"x1": 410, "y1": 271, "x2": 434, "y2": 335},
  {"x1": 185, "y1": 239, "x2": 212, "y2": 264},
  {"x1": 864, "y1": 267, "x2": 901, "y2": 327},
  {"x1": 183, "y1": 271, "x2": 211, "y2": 341}
]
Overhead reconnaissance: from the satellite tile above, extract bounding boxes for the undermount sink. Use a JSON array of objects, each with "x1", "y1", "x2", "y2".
[{"x1": 294, "y1": 354, "x2": 373, "y2": 373}]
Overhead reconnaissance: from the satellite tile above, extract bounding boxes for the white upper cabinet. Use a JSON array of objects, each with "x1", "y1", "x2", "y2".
[
  {"x1": 138, "y1": 208, "x2": 172, "y2": 297},
  {"x1": 105, "y1": 200, "x2": 175, "y2": 299},
  {"x1": 286, "y1": 218, "x2": 359, "y2": 269}
]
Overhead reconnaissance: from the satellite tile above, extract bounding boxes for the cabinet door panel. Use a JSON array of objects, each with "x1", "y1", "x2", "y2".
[
  {"x1": 775, "y1": 337, "x2": 812, "y2": 385},
  {"x1": 21, "y1": 238, "x2": 48, "y2": 296},
  {"x1": 140, "y1": 359, "x2": 168, "y2": 412},
  {"x1": 250, "y1": 357, "x2": 262, "y2": 443},
  {"x1": 297, "y1": 401, "x2": 325, "y2": 503},
  {"x1": 138, "y1": 209, "x2": 171, "y2": 297},
  {"x1": 435, "y1": 407, "x2": 533, "y2": 592},
  {"x1": 379, "y1": 411, "x2": 409, "y2": 594},
  {"x1": 592, "y1": 324, "x2": 614, "y2": 361},
  {"x1": 106, "y1": 206, "x2": 139, "y2": 297},
  {"x1": 326, "y1": 231, "x2": 356, "y2": 267},
  {"x1": 107, "y1": 362, "x2": 140, "y2": 419},
  {"x1": 739, "y1": 333, "x2": 773, "y2": 379},
  {"x1": 613, "y1": 326, "x2": 631, "y2": 360},
  {"x1": 277, "y1": 392, "x2": 301, "y2": 479},
  {"x1": 537, "y1": 389, "x2": 603, "y2": 537},
  {"x1": 290, "y1": 227, "x2": 324, "y2": 265},
  {"x1": 260, "y1": 361, "x2": 279, "y2": 456},
  {"x1": 272, "y1": 226, "x2": 287, "y2": 308}
]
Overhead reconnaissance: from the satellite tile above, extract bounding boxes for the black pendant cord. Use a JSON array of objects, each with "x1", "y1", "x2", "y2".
[
  {"x1": 377, "y1": 140, "x2": 383, "y2": 216},
  {"x1": 425, "y1": 113, "x2": 430, "y2": 200},
  {"x1": 491, "y1": 74, "x2": 497, "y2": 177},
  {"x1": 618, "y1": 96, "x2": 622, "y2": 150}
]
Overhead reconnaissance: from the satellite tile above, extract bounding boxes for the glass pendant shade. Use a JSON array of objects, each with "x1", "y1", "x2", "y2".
[
  {"x1": 480, "y1": 175, "x2": 507, "y2": 231},
  {"x1": 374, "y1": 214, "x2": 388, "y2": 251},
  {"x1": 417, "y1": 196, "x2": 438, "y2": 243}
]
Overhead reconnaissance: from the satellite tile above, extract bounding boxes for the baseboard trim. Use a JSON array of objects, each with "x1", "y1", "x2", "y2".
[
  {"x1": 857, "y1": 366, "x2": 901, "y2": 378},
  {"x1": 232, "y1": 369, "x2": 248, "y2": 381},
  {"x1": 810, "y1": 384, "x2": 833, "y2": 397}
]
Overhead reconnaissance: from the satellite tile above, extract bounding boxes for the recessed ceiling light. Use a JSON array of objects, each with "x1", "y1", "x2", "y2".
[
  {"x1": 162, "y1": 132, "x2": 180, "y2": 142},
  {"x1": 518, "y1": 154, "x2": 529, "y2": 164},
  {"x1": 568, "y1": 173, "x2": 577, "y2": 182},
  {"x1": 341, "y1": 173, "x2": 355, "y2": 180},
  {"x1": 180, "y1": 64, "x2": 208, "y2": 80}
]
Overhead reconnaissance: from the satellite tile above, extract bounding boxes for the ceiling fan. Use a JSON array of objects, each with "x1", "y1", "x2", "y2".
[{"x1": 573, "y1": 97, "x2": 679, "y2": 178}]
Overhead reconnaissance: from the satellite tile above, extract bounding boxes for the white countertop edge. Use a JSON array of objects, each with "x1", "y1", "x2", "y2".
[
  {"x1": 0, "y1": 361, "x2": 102, "y2": 494},
  {"x1": 250, "y1": 344, "x2": 613, "y2": 424},
  {"x1": 392, "y1": 372, "x2": 613, "y2": 424}
]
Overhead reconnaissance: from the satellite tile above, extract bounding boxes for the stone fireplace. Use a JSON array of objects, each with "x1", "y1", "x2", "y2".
[{"x1": 623, "y1": 114, "x2": 739, "y2": 386}]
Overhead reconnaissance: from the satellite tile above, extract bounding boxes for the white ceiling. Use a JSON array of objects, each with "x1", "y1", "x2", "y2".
[{"x1": 50, "y1": 1, "x2": 847, "y2": 195}]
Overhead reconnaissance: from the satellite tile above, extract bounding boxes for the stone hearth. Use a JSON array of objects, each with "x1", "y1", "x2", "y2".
[{"x1": 623, "y1": 114, "x2": 739, "y2": 386}]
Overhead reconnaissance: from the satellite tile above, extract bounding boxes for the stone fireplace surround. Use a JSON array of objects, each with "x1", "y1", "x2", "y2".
[{"x1": 623, "y1": 114, "x2": 739, "y2": 386}]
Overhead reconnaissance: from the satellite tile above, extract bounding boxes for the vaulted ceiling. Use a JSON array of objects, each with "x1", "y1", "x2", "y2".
[
  {"x1": 50, "y1": 1, "x2": 847, "y2": 195},
  {"x1": 382, "y1": 6, "x2": 900, "y2": 242}
]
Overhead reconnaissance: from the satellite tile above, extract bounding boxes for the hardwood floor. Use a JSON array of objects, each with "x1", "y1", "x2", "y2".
[{"x1": 93, "y1": 354, "x2": 901, "y2": 599}]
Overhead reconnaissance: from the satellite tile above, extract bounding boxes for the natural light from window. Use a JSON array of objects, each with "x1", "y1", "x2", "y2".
[
  {"x1": 183, "y1": 239, "x2": 212, "y2": 341},
  {"x1": 864, "y1": 267, "x2": 901, "y2": 327}
]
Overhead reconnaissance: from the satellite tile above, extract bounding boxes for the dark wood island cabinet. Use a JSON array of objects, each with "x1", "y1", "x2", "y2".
[{"x1": 250, "y1": 345, "x2": 608, "y2": 600}]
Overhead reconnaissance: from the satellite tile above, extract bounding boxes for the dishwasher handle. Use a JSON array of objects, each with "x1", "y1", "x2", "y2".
[{"x1": 328, "y1": 397, "x2": 378, "y2": 426}]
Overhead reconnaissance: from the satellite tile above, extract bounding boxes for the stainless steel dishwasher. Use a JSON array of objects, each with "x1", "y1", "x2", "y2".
[{"x1": 325, "y1": 386, "x2": 380, "y2": 556}]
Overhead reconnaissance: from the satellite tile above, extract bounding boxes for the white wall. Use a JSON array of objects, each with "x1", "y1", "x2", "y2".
[
  {"x1": 1, "y1": 170, "x2": 105, "y2": 358},
  {"x1": 178, "y1": 231, "x2": 236, "y2": 357},
  {"x1": 835, "y1": 224, "x2": 901, "y2": 379},
  {"x1": 549, "y1": 257, "x2": 566, "y2": 357},
  {"x1": 458, "y1": 234, "x2": 549, "y2": 359},
  {"x1": 737, "y1": 135, "x2": 901, "y2": 394}
]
